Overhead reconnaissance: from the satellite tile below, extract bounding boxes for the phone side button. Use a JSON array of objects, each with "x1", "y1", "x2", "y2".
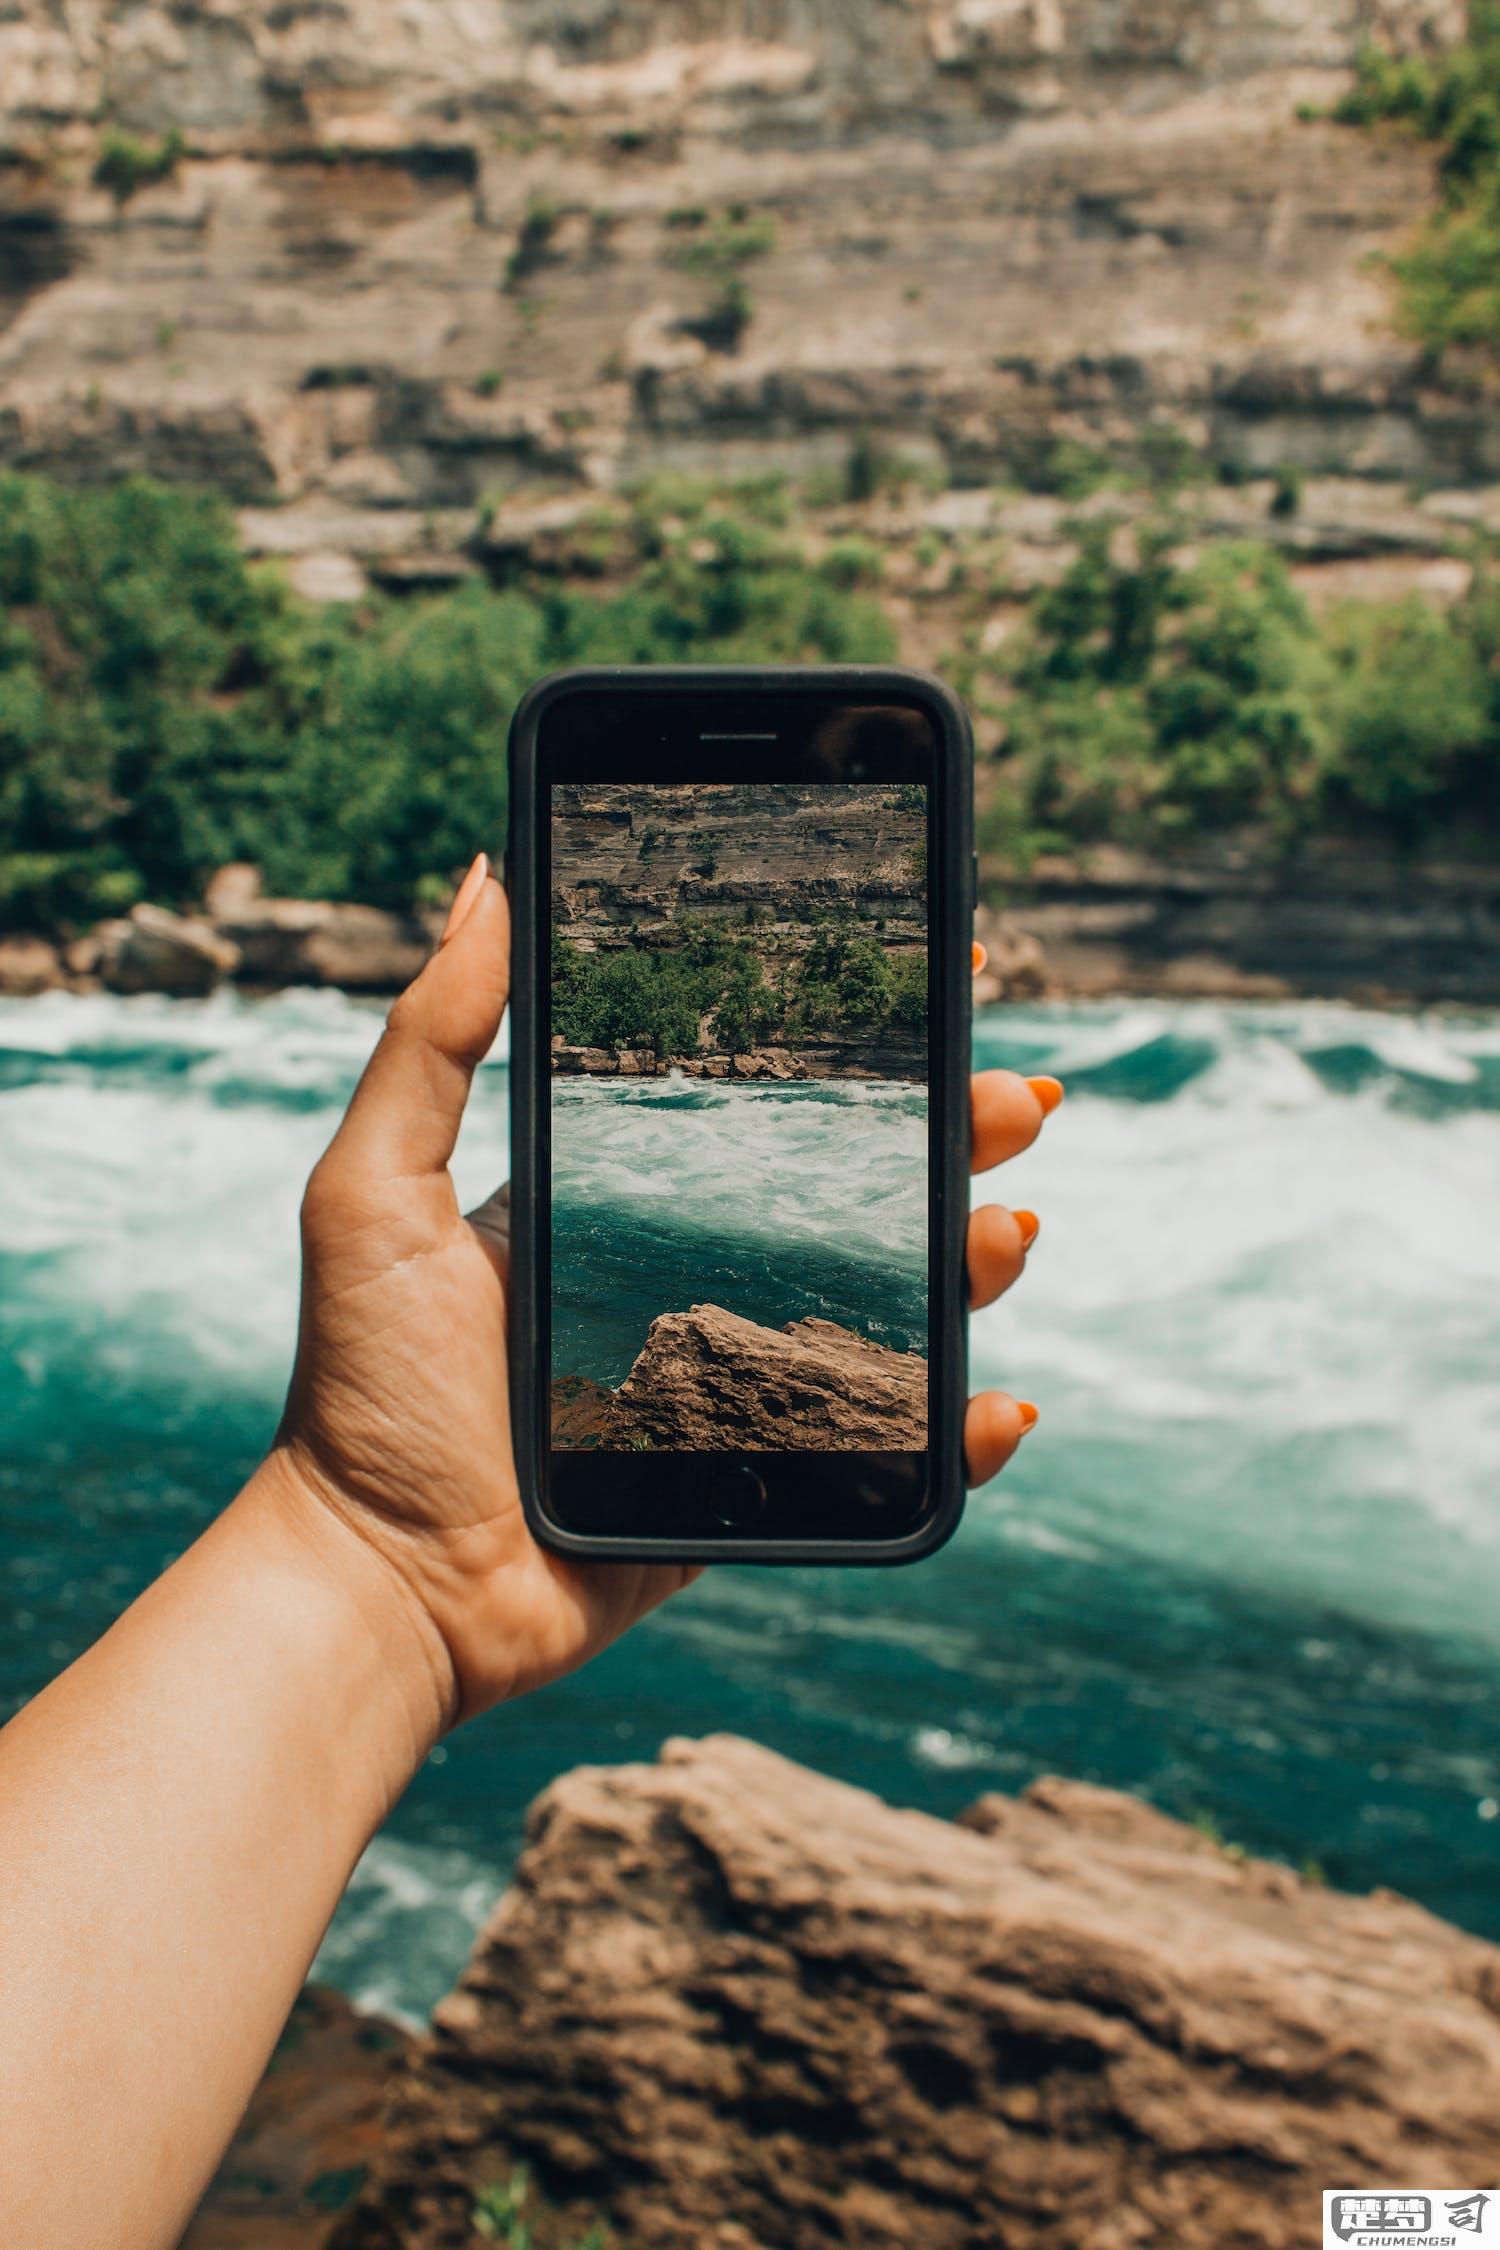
[{"x1": 709, "y1": 1463, "x2": 768, "y2": 1528}]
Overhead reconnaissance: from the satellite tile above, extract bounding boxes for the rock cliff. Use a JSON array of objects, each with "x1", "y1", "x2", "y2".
[
  {"x1": 552, "y1": 779, "x2": 926, "y2": 1075},
  {"x1": 0, "y1": 0, "x2": 1477, "y2": 597},
  {"x1": 552, "y1": 1304, "x2": 928, "y2": 1451},
  {"x1": 3, "y1": 0, "x2": 1495, "y2": 1007},
  {"x1": 979, "y1": 844, "x2": 1500, "y2": 1007},
  {"x1": 320, "y1": 1733, "x2": 1500, "y2": 2250},
  {"x1": 553, "y1": 782, "x2": 924, "y2": 951}
]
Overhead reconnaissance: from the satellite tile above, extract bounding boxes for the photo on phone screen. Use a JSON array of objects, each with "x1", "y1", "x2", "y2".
[{"x1": 547, "y1": 780, "x2": 929, "y2": 1454}]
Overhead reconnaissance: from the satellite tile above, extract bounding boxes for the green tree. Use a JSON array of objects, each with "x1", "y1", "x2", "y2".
[
  {"x1": 710, "y1": 952, "x2": 779, "y2": 1051},
  {"x1": 886, "y1": 953, "x2": 927, "y2": 1029},
  {"x1": 0, "y1": 470, "x2": 895, "y2": 931},
  {"x1": 1144, "y1": 544, "x2": 1335, "y2": 832},
  {"x1": 1325, "y1": 596, "x2": 1491, "y2": 822},
  {"x1": 835, "y1": 932, "x2": 894, "y2": 1023}
]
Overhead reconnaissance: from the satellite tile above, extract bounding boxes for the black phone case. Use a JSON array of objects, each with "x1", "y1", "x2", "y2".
[{"x1": 506, "y1": 664, "x2": 974, "y2": 1566}]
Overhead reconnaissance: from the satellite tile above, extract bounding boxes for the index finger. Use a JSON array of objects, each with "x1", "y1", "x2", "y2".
[{"x1": 971, "y1": 1070, "x2": 1063, "y2": 1174}]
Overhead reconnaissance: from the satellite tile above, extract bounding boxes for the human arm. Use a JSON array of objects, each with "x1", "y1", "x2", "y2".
[{"x1": 0, "y1": 863, "x2": 1055, "y2": 2248}]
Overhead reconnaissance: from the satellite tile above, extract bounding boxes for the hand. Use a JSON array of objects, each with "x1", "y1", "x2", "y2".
[{"x1": 268, "y1": 865, "x2": 1061, "y2": 1730}]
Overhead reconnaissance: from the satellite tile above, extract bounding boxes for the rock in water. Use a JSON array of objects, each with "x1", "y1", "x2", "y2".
[
  {"x1": 98, "y1": 903, "x2": 241, "y2": 997},
  {"x1": 557, "y1": 1305, "x2": 928, "y2": 1451},
  {"x1": 0, "y1": 934, "x2": 62, "y2": 995},
  {"x1": 547, "y1": 1373, "x2": 622, "y2": 1447},
  {"x1": 332, "y1": 1736, "x2": 1500, "y2": 2250},
  {"x1": 202, "y1": 862, "x2": 265, "y2": 919},
  {"x1": 212, "y1": 899, "x2": 431, "y2": 991}
]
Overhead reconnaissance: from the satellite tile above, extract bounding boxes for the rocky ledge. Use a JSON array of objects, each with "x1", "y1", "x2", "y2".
[
  {"x1": 9, "y1": 848, "x2": 1500, "y2": 1010},
  {"x1": 0, "y1": 867, "x2": 439, "y2": 1000},
  {"x1": 981, "y1": 846, "x2": 1500, "y2": 1010},
  {"x1": 277, "y1": 1732, "x2": 1500, "y2": 2250},
  {"x1": 552, "y1": 1305, "x2": 927, "y2": 1452},
  {"x1": 551, "y1": 1039, "x2": 927, "y2": 1083}
]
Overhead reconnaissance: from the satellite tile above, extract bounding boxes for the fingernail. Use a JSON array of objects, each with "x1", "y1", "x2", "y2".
[
  {"x1": 1014, "y1": 1209, "x2": 1040, "y2": 1251},
  {"x1": 441, "y1": 852, "x2": 489, "y2": 944},
  {"x1": 972, "y1": 941, "x2": 988, "y2": 975},
  {"x1": 1017, "y1": 1401, "x2": 1039, "y2": 1433},
  {"x1": 1028, "y1": 1075, "x2": 1064, "y2": 1115}
]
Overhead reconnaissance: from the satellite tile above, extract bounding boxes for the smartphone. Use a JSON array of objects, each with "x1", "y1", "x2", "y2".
[{"x1": 506, "y1": 666, "x2": 973, "y2": 1564}]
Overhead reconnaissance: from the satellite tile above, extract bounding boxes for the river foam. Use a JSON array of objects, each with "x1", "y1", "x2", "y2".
[{"x1": 552, "y1": 1074, "x2": 929, "y2": 1382}]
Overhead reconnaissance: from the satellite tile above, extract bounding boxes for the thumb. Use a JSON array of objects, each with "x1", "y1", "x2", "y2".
[{"x1": 330, "y1": 861, "x2": 510, "y2": 1182}]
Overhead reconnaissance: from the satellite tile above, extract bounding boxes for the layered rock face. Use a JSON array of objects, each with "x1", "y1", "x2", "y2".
[
  {"x1": 0, "y1": 0, "x2": 1475, "y2": 592},
  {"x1": 552, "y1": 1304, "x2": 928, "y2": 1450},
  {"x1": 1, "y1": 1, "x2": 1466, "y2": 143},
  {"x1": 554, "y1": 782, "x2": 925, "y2": 951},
  {"x1": 979, "y1": 845, "x2": 1500, "y2": 1007},
  {"x1": 330, "y1": 1733, "x2": 1500, "y2": 2250},
  {"x1": 555, "y1": 778, "x2": 926, "y2": 945},
  {"x1": 554, "y1": 780, "x2": 927, "y2": 1075}
]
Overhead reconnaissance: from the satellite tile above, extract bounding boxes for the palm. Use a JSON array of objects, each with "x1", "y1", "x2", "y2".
[{"x1": 281, "y1": 900, "x2": 692, "y2": 1721}]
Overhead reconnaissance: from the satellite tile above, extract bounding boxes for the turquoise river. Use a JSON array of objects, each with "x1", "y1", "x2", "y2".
[{"x1": 2, "y1": 990, "x2": 1498, "y2": 2022}]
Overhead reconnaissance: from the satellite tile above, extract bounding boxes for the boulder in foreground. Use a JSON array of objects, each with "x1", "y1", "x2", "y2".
[
  {"x1": 333, "y1": 1734, "x2": 1500, "y2": 2249},
  {"x1": 98, "y1": 903, "x2": 242, "y2": 997}
]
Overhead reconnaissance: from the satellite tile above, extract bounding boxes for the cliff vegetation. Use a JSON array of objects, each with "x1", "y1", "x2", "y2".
[
  {"x1": 5, "y1": 0, "x2": 1500, "y2": 1002},
  {"x1": 554, "y1": 916, "x2": 925, "y2": 1063},
  {"x1": 1335, "y1": 1, "x2": 1500, "y2": 352},
  {"x1": 0, "y1": 472, "x2": 889, "y2": 931},
  {"x1": 972, "y1": 515, "x2": 1500, "y2": 866},
  {"x1": 4, "y1": 466, "x2": 1499, "y2": 941}
]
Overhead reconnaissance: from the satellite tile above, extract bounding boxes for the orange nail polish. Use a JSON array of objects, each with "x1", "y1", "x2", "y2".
[
  {"x1": 1014, "y1": 1209, "x2": 1040, "y2": 1250},
  {"x1": 1017, "y1": 1401, "x2": 1039, "y2": 1433},
  {"x1": 1027, "y1": 1075, "x2": 1064, "y2": 1115},
  {"x1": 971, "y1": 940, "x2": 988, "y2": 974},
  {"x1": 441, "y1": 852, "x2": 489, "y2": 944}
]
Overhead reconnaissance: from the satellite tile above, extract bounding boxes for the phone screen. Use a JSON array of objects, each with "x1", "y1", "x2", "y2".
[
  {"x1": 550, "y1": 775, "x2": 928, "y2": 1455},
  {"x1": 530, "y1": 690, "x2": 950, "y2": 1548}
]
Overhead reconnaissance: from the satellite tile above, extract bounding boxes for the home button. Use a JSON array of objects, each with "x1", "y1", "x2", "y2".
[{"x1": 710, "y1": 1463, "x2": 768, "y2": 1529}]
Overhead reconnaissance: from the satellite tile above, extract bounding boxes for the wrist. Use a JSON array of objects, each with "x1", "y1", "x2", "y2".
[{"x1": 236, "y1": 1445, "x2": 459, "y2": 1768}]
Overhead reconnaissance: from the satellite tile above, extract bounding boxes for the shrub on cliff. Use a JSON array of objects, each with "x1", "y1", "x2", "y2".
[
  {"x1": 552, "y1": 912, "x2": 922, "y2": 1058},
  {"x1": 1324, "y1": 588, "x2": 1496, "y2": 828},
  {"x1": 1333, "y1": 5, "x2": 1500, "y2": 353},
  {"x1": 987, "y1": 525, "x2": 1331, "y2": 852},
  {"x1": 666, "y1": 205, "x2": 776, "y2": 353},
  {"x1": 709, "y1": 953, "x2": 782, "y2": 1053},
  {"x1": 982, "y1": 517, "x2": 1500, "y2": 863},
  {"x1": 553, "y1": 942, "x2": 707, "y2": 1058},
  {"x1": 92, "y1": 127, "x2": 185, "y2": 206},
  {"x1": 786, "y1": 919, "x2": 894, "y2": 1032}
]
